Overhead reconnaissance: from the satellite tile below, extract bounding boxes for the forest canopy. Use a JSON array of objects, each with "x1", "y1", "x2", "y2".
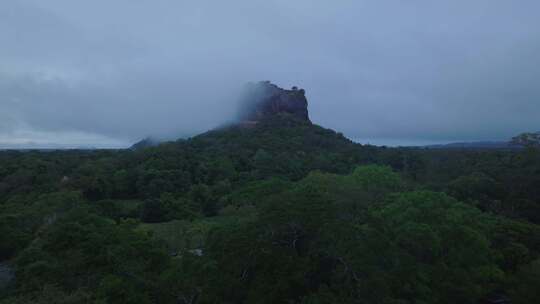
[{"x1": 1, "y1": 117, "x2": 539, "y2": 303}]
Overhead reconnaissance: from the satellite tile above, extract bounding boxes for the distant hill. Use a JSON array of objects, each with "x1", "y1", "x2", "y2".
[
  {"x1": 423, "y1": 132, "x2": 540, "y2": 150},
  {"x1": 423, "y1": 141, "x2": 522, "y2": 150},
  {"x1": 511, "y1": 131, "x2": 540, "y2": 147}
]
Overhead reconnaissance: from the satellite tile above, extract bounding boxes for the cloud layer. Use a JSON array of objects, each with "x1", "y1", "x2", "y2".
[{"x1": 1, "y1": 0, "x2": 539, "y2": 147}]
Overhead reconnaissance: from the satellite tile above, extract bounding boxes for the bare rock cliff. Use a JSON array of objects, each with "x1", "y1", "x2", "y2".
[{"x1": 238, "y1": 81, "x2": 310, "y2": 123}]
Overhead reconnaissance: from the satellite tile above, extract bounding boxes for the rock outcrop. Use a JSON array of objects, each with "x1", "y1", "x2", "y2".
[{"x1": 239, "y1": 81, "x2": 310, "y2": 123}]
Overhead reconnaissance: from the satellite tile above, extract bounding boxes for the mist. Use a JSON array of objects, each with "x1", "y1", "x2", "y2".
[{"x1": 1, "y1": 0, "x2": 540, "y2": 148}]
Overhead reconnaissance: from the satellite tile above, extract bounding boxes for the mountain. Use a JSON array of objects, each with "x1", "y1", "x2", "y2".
[
  {"x1": 124, "y1": 80, "x2": 374, "y2": 181},
  {"x1": 131, "y1": 81, "x2": 311, "y2": 147}
]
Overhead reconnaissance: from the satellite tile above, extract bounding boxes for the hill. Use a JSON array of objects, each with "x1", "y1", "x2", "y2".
[{"x1": 423, "y1": 140, "x2": 520, "y2": 150}]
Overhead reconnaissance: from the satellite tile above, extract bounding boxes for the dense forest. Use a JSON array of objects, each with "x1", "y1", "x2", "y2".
[{"x1": 1, "y1": 116, "x2": 539, "y2": 303}]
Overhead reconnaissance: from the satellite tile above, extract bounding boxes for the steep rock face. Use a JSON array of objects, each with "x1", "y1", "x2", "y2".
[{"x1": 239, "y1": 81, "x2": 310, "y2": 123}]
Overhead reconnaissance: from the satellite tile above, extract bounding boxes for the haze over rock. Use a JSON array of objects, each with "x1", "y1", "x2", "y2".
[
  {"x1": 130, "y1": 81, "x2": 312, "y2": 148},
  {"x1": 238, "y1": 81, "x2": 310, "y2": 124},
  {"x1": 129, "y1": 137, "x2": 161, "y2": 150}
]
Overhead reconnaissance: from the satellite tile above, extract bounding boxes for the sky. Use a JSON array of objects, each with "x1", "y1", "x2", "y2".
[{"x1": 1, "y1": 0, "x2": 539, "y2": 148}]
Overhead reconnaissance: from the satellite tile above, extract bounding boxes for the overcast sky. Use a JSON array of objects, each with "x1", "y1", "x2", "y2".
[{"x1": 1, "y1": 0, "x2": 539, "y2": 148}]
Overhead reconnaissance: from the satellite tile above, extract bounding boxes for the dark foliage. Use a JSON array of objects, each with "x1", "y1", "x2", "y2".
[{"x1": 1, "y1": 116, "x2": 539, "y2": 303}]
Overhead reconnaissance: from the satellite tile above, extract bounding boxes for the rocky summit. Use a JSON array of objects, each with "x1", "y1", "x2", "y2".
[{"x1": 238, "y1": 81, "x2": 310, "y2": 124}]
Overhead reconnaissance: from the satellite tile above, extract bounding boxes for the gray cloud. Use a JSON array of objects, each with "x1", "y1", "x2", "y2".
[{"x1": 1, "y1": 0, "x2": 539, "y2": 147}]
